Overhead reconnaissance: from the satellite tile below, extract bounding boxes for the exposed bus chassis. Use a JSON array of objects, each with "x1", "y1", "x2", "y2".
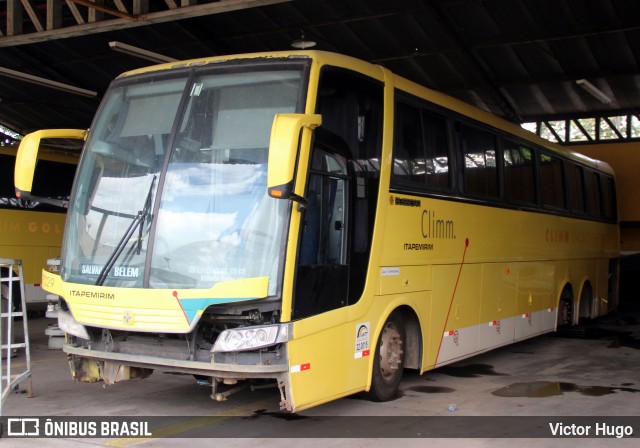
[{"x1": 62, "y1": 315, "x2": 294, "y2": 411}]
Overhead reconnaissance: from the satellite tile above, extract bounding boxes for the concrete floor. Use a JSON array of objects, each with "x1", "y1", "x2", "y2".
[{"x1": 2, "y1": 305, "x2": 639, "y2": 447}]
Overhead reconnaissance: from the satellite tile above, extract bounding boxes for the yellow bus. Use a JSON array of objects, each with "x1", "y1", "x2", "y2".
[
  {"x1": 1, "y1": 138, "x2": 79, "y2": 314},
  {"x1": 15, "y1": 51, "x2": 619, "y2": 411}
]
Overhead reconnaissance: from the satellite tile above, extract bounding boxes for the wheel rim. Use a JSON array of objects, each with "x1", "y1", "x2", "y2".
[{"x1": 379, "y1": 321, "x2": 403, "y2": 381}]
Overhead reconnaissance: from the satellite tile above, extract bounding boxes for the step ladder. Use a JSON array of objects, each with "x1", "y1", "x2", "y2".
[{"x1": 1, "y1": 258, "x2": 33, "y2": 422}]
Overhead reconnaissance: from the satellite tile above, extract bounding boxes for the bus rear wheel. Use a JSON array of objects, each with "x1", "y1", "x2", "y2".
[
  {"x1": 368, "y1": 311, "x2": 405, "y2": 402},
  {"x1": 557, "y1": 298, "x2": 573, "y2": 329}
]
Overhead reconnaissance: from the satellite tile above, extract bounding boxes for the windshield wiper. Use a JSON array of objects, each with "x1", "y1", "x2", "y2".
[{"x1": 95, "y1": 175, "x2": 157, "y2": 286}]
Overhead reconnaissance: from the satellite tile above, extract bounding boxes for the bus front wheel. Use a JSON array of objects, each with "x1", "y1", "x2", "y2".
[{"x1": 368, "y1": 310, "x2": 405, "y2": 402}]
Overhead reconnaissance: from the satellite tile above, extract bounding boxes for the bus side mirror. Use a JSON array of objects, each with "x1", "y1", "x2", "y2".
[
  {"x1": 14, "y1": 129, "x2": 86, "y2": 207},
  {"x1": 267, "y1": 114, "x2": 321, "y2": 206}
]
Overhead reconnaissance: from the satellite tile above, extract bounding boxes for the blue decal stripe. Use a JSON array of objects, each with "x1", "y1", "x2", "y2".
[{"x1": 178, "y1": 297, "x2": 255, "y2": 323}]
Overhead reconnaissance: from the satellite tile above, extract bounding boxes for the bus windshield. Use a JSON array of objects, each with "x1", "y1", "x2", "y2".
[{"x1": 62, "y1": 63, "x2": 306, "y2": 294}]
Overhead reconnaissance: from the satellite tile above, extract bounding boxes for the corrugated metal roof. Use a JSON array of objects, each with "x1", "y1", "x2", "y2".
[{"x1": 0, "y1": 0, "x2": 638, "y2": 140}]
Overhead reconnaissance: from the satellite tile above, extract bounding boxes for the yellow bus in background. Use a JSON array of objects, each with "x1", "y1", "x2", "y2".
[
  {"x1": 15, "y1": 51, "x2": 619, "y2": 411},
  {"x1": 1, "y1": 141, "x2": 78, "y2": 313}
]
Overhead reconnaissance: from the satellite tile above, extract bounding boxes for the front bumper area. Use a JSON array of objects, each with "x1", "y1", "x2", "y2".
[{"x1": 64, "y1": 343, "x2": 289, "y2": 381}]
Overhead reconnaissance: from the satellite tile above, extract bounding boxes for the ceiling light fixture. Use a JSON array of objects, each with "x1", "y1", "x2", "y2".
[
  {"x1": 291, "y1": 30, "x2": 316, "y2": 49},
  {"x1": 109, "y1": 41, "x2": 178, "y2": 64},
  {"x1": 0, "y1": 67, "x2": 97, "y2": 97},
  {"x1": 576, "y1": 79, "x2": 612, "y2": 104}
]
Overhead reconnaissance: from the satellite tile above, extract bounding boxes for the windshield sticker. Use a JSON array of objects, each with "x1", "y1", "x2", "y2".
[
  {"x1": 354, "y1": 322, "x2": 371, "y2": 359},
  {"x1": 188, "y1": 266, "x2": 247, "y2": 283},
  {"x1": 81, "y1": 264, "x2": 140, "y2": 278}
]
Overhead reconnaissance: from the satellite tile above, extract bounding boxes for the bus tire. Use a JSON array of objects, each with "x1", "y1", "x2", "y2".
[
  {"x1": 368, "y1": 310, "x2": 405, "y2": 402},
  {"x1": 557, "y1": 298, "x2": 573, "y2": 329}
]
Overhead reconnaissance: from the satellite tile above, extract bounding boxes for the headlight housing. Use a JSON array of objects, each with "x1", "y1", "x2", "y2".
[
  {"x1": 211, "y1": 323, "x2": 292, "y2": 353},
  {"x1": 58, "y1": 309, "x2": 91, "y2": 340}
]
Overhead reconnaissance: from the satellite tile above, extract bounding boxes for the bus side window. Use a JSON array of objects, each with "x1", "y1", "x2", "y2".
[
  {"x1": 392, "y1": 97, "x2": 450, "y2": 191},
  {"x1": 294, "y1": 143, "x2": 349, "y2": 319},
  {"x1": 539, "y1": 152, "x2": 566, "y2": 209},
  {"x1": 503, "y1": 140, "x2": 536, "y2": 204},
  {"x1": 298, "y1": 174, "x2": 322, "y2": 265},
  {"x1": 600, "y1": 175, "x2": 616, "y2": 220},
  {"x1": 393, "y1": 101, "x2": 422, "y2": 184},
  {"x1": 586, "y1": 170, "x2": 602, "y2": 217},
  {"x1": 0, "y1": 153, "x2": 18, "y2": 208},
  {"x1": 460, "y1": 124, "x2": 499, "y2": 198},
  {"x1": 299, "y1": 174, "x2": 346, "y2": 266},
  {"x1": 568, "y1": 163, "x2": 586, "y2": 213}
]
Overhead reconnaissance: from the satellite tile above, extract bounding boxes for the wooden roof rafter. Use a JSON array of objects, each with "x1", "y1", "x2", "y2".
[{"x1": 0, "y1": 0, "x2": 292, "y2": 47}]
